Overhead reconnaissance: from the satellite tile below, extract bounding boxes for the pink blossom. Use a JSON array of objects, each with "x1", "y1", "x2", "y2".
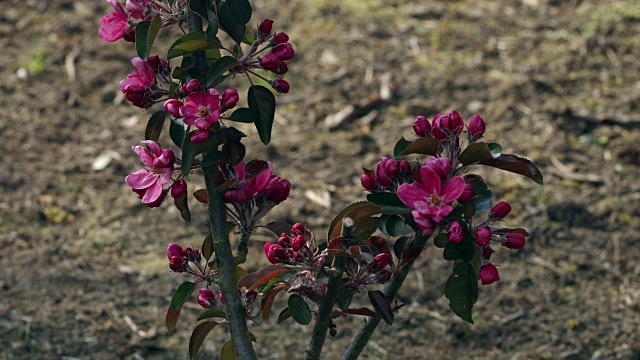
[
  {"x1": 119, "y1": 57, "x2": 163, "y2": 108},
  {"x1": 98, "y1": 0, "x2": 130, "y2": 42},
  {"x1": 458, "y1": 183, "x2": 474, "y2": 204},
  {"x1": 224, "y1": 161, "x2": 273, "y2": 203},
  {"x1": 264, "y1": 176, "x2": 291, "y2": 203},
  {"x1": 292, "y1": 223, "x2": 306, "y2": 235},
  {"x1": 274, "y1": 62, "x2": 289, "y2": 75},
  {"x1": 258, "y1": 19, "x2": 274, "y2": 34},
  {"x1": 504, "y1": 232, "x2": 526, "y2": 249},
  {"x1": 291, "y1": 235, "x2": 305, "y2": 251},
  {"x1": 271, "y1": 43, "x2": 295, "y2": 61},
  {"x1": 182, "y1": 78, "x2": 202, "y2": 95},
  {"x1": 376, "y1": 157, "x2": 399, "y2": 188},
  {"x1": 397, "y1": 165, "x2": 465, "y2": 224},
  {"x1": 360, "y1": 172, "x2": 376, "y2": 190},
  {"x1": 259, "y1": 54, "x2": 282, "y2": 71},
  {"x1": 197, "y1": 288, "x2": 217, "y2": 308},
  {"x1": 125, "y1": 141, "x2": 175, "y2": 206},
  {"x1": 167, "y1": 243, "x2": 186, "y2": 272},
  {"x1": 264, "y1": 242, "x2": 285, "y2": 264},
  {"x1": 475, "y1": 227, "x2": 492, "y2": 246},
  {"x1": 370, "y1": 253, "x2": 390, "y2": 271},
  {"x1": 126, "y1": 0, "x2": 151, "y2": 19},
  {"x1": 432, "y1": 111, "x2": 464, "y2": 140},
  {"x1": 413, "y1": 115, "x2": 432, "y2": 137},
  {"x1": 271, "y1": 79, "x2": 290, "y2": 93},
  {"x1": 479, "y1": 263, "x2": 500, "y2": 285},
  {"x1": 272, "y1": 32, "x2": 289, "y2": 44},
  {"x1": 170, "y1": 180, "x2": 187, "y2": 199},
  {"x1": 424, "y1": 157, "x2": 450, "y2": 180},
  {"x1": 221, "y1": 88, "x2": 239, "y2": 109},
  {"x1": 191, "y1": 129, "x2": 210, "y2": 143},
  {"x1": 490, "y1": 201, "x2": 512, "y2": 220},
  {"x1": 179, "y1": 91, "x2": 221, "y2": 130},
  {"x1": 448, "y1": 221, "x2": 465, "y2": 243},
  {"x1": 482, "y1": 246, "x2": 494, "y2": 260},
  {"x1": 468, "y1": 114, "x2": 485, "y2": 140}
]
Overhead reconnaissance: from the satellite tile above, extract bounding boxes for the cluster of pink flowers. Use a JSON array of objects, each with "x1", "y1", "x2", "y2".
[
  {"x1": 164, "y1": 78, "x2": 240, "y2": 143},
  {"x1": 166, "y1": 243, "x2": 207, "y2": 276},
  {"x1": 120, "y1": 56, "x2": 172, "y2": 109},
  {"x1": 125, "y1": 141, "x2": 178, "y2": 207},
  {"x1": 361, "y1": 157, "x2": 412, "y2": 191},
  {"x1": 264, "y1": 223, "x2": 316, "y2": 265},
  {"x1": 98, "y1": 0, "x2": 188, "y2": 42},
  {"x1": 413, "y1": 110, "x2": 486, "y2": 143}
]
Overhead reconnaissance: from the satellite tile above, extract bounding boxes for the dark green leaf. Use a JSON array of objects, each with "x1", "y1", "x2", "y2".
[
  {"x1": 217, "y1": 0, "x2": 246, "y2": 44},
  {"x1": 443, "y1": 233, "x2": 474, "y2": 262},
  {"x1": 459, "y1": 142, "x2": 502, "y2": 165},
  {"x1": 445, "y1": 261, "x2": 478, "y2": 324},
  {"x1": 144, "y1": 110, "x2": 167, "y2": 142},
  {"x1": 207, "y1": 56, "x2": 240, "y2": 87},
  {"x1": 368, "y1": 290, "x2": 394, "y2": 325},
  {"x1": 355, "y1": 217, "x2": 379, "y2": 240},
  {"x1": 189, "y1": 0, "x2": 208, "y2": 20},
  {"x1": 167, "y1": 32, "x2": 223, "y2": 60},
  {"x1": 433, "y1": 233, "x2": 448, "y2": 248},
  {"x1": 226, "y1": 108, "x2": 253, "y2": 123},
  {"x1": 170, "y1": 118, "x2": 187, "y2": 148},
  {"x1": 288, "y1": 294, "x2": 312, "y2": 325},
  {"x1": 366, "y1": 193, "x2": 411, "y2": 215},
  {"x1": 480, "y1": 154, "x2": 544, "y2": 185},
  {"x1": 248, "y1": 85, "x2": 276, "y2": 145},
  {"x1": 171, "y1": 282, "x2": 196, "y2": 311},
  {"x1": 264, "y1": 221, "x2": 292, "y2": 237},
  {"x1": 400, "y1": 137, "x2": 440, "y2": 157},
  {"x1": 220, "y1": 339, "x2": 236, "y2": 360},
  {"x1": 277, "y1": 307, "x2": 291, "y2": 324},
  {"x1": 197, "y1": 308, "x2": 227, "y2": 321},
  {"x1": 226, "y1": 0, "x2": 252, "y2": 24},
  {"x1": 328, "y1": 201, "x2": 375, "y2": 241},
  {"x1": 174, "y1": 193, "x2": 191, "y2": 222},
  {"x1": 393, "y1": 137, "x2": 412, "y2": 158},
  {"x1": 222, "y1": 139, "x2": 245, "y2": 166},
  {"x1": 393, "y1": 236, "x2": 411, "y2": 259},
  {"x1": 201, "y1": 150, "x2": 223, "y2": 168},
  {"x1": 189, "y1": 321, "x2": 219, "y2": 359},
  {"x1": 380, "y1": 214, "x2": 405, "y2": 237},
  {"x1": 181, "y1": 135, "x2": 196, "y2": 175},
  {"x1": 166, "y1": 305, "x2": 181, "y2": 333},
  {"x1": 206, "y1": 9, "x2": 218, "y2": 38},
  {"x1": 202, "y1": 232, "x2": 214, "y2": 260},
  {"x1": 337, "y1": 286, "x2": 354, "y2": 311},
  {"x1": 469, "y1": 178, "x2": 492, "y2": 214},
  {"x1": 135, "y1": 15, "x2": 162, "y2": 60},
  {"x1": 242, "y1": 26, "x2": 255, "y2": 45}
]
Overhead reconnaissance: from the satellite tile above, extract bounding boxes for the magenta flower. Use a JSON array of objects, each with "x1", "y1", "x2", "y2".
[
  {"x1": 179, "y1": 90, "x2": 221, "y2": 130},
  {"x1": 258, "y1": 19, "x2": 274, "y2": 34},
  {"x1": 447, "y1": 221, "x2": 465, "y2": 243},
  {"x1": 413, "y1": 115, "x2": 432, "y2": 137},
  {"x1": 221, "y1": 88, "x2": 239, "y2": 109},
  {"x1": 479, "y1": 263, "x2": 500, "y2": 285},
  {"x1": 126, "y1": 0, "x2": 152, "y2": 20},
  {"x1": 224, "y1": 161, "x2": 273, "y2": 203},
  {"x1": 197, "y1": 288, "x2": 217, "y2": 308},
  {"x1": 119, "y1": 56, "x2": 163, "y2": 108},
  {"x1": 264, "y1": 176, "x2": 291, "y2": 203},
  {"x1": 271, "y1": 79, "x2": 290, "y2": 93},
  {"x1": 424, "y1": 157, "x2": 451, "y2": 180},
  {"x1": 125, "y1": 141, "x2": 175, "y2": 206},
  {"x1": 475, "y1": 227, "x2": 492, "y2": 246},
  {"x1": 376, "y1": 157, "x2": 399, "y2": 188},
  {"x1": 272, "y1": 32, "x2": 289, "y2": 44},
  {"x1": 397, "y1": 165, "x2": 465, "y2": 224},
  {"x1": 98, "y1": 0, "x2": 130, "y2": 42}
]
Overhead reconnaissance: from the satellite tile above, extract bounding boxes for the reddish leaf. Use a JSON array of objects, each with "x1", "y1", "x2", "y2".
[
  {"x1": 400, "y1": 137, "x2": 440, "y2": 157},
  {"x1": 366, "y1": 236, "x2": 392, "y2": 257},
  {"x1": 201, "y1": 232, "x2": 214, "y2": 260},
  {"x1": 245, "y1": 159, "x2": 269, "y2": 180},
  {"x1": 193, "y1": 189, "x2": 208, "y2": 203},
  {"x1": 480, "y1": 154, "x2": 543, "y2": 185},
  {"x1": 399, "y1": 246, "x2": 423, "y2": 269},
  {"x1": 368, "y1": 290, "x2": 394, "y2": 325},
  {"x1": 166, "y1": 305, "x2": 181, "y2": 334},
  {"x1": 220, "y1": 339, "x2": 236, "y2": 360},
  {"x1": 277, "y1": 307, "x2": 291, "y2": 324},
  {"x1": 261, "y1": 284, "x2": 288, "y2": 320},
  {"x1": 328, "y1": 236, "x2": 345, "y2": 250},
  {"x1": 330, "y1": 203, "x2": 381, "y2": 241},
  {"x1": 341, "y1": 307, "x2": 381, "y2": 318},
  {"x1": 264, "y1": 221, "x2": 292, "y2": 237},
  {"x1": 237, "y1": 264, "x2": 290, "y2": 292},
  {"x1": 189, "y1": 321, "x2": 219, "y2": 359},
  {"x1": 328, "y1": 201, "x2": 373, "y2": 241}
]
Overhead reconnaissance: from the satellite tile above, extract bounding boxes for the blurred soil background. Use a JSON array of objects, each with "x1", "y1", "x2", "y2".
[{"x1": 1, "y1": 0, "x2": 640, "y2": 359}]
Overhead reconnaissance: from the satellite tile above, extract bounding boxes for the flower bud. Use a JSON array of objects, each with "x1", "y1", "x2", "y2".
[
  {"x1": 182, "y1": 78, "x2": 202, "y2": 95},
  {"x1": 152, "y1": 148, "x2": 176, "y2": 168},
  {"x1": 258, "y1": 19, "x2": 274, "y2": 34},
  {"x1": 164, "y1": 99, "x2": 183, "y2": 118},
  {"x1": 221, "y1": 88, "x2": 239, "y2": 109},
  {"x1": 475, "y1": 227, "x2": 492, "y2": 246},
  {"x1": 264, "y1": 243, "x2": 286, "y2": 264},
  {"x1": 259, "y1": 54, "x2": 281, "y2": 71},
  {"x1": 219, "y1": 292, "x2": 225, "y2": 304},
  {"x1": 264, "y1": 176, "x2": 291, "y2": 203},
  {"x1": 277, "y1": 235, "x2": 290, "y2": 247},
  {"x1": 291, "y1": 235, "x2": 306, "y2": 251},
  {"x1": 482, "y1": 246, "x2": 494, "y2": 260},
  {"x1": 447, "y1": 221, "x2": 465, "y2": 244},
  {"x1": 424, "y1": 157, "x2": 450, "y2": 180},
  {"x1": 271, "y1": 43, "x2": 295, "y2": 61},
  {"x1": 245, "y1": 290, "x2": 258, "y2": 304},
  {"x1": 166, "y1": 243, "x2": 183, "y2": 259},
  {"x1": 168, "y1": 256, "x2": 186, "y2": 272},
  {"x1": 197, "y1": 288, "x2": 217, "y2": 308},
  {"x1": 268, "y1": 31, "x2": 287, "y2": 44},
  {"x1": 413, "y1": 115, "x2": 431, "y2": 137},
  {"x1": 431, "y1": 115, "x2": 448, "y2": 140},
  {"x1": 360, "y1": 172, "x2": 376, "y2": 191},
  {"x1": 191, "y1": 129, "x2": 210, "y2": 144},
  {"x1": 271, "y1": 79, "x2": 290, "y2": 93},
  {"x1": 377, "y1": 269, "x2": 392, "y2": 282},
  {"x1": 274, "y1": 62, "x2": 288, "y2": 75},
  {"x1": 490, "y1": 201, "x2": 512, "y2": 220},
  {"x1": 126, "y1": 0, "x2": 149, "y2": 20},
  {"x1": 457, "y1": 183, "x2": 474, "y2": 204},
  {"x1": 376, "y1": 157, "x2": 399, "y2": 188},
  {"x1": 170, "y1": 180, "x2": 187, "y2": 199},
  {"x1": 479, "y1": 263, "x2": 500, "y2": 285},
  {"x1": 399, "y1": 160, "x2": 411, "y2": 174},
  {"x1": 443, "y1": 110, "x2": 464, "y2": 135},
  {"x1": 504, "y1": 232, "x2": 526, "y2": 249},
  {"x1": 370, "y1": 253, "x2": 390, "y2": 271},
  {"x1": 468, "y1": 114, "x2": 485, "y2": 139},
  {"x1": 292, "y1": 223, "x2": 306, "y2": 235}
]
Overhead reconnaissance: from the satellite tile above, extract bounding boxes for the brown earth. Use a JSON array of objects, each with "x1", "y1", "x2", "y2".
[{"x1": 1, "y1": 0, "x2": 640, "y2": 359}]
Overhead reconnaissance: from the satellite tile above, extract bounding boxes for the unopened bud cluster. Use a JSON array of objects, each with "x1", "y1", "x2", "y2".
[{"x1": 344, "y1": 253, "x2": 394, "y2": 291}]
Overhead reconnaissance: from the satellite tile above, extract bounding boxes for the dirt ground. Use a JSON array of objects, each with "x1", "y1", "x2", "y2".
[{"x1": 1, "y1": 0, "x2": 640, "y2": 359}]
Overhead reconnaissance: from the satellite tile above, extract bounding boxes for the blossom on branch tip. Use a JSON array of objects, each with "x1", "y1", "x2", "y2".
[
  {"x1": 170, "y1": 180, "x2": 187, "y2": 199},
  {"x1": 360, "y1": 172, "x2": 376, "y2": 191},
  {"x1": 475, "y1": 227, "x2": 492, "y2": 246},
  {"x1": 413, "y1": 115, "x2": 432, "y2": 137},
  {"x1": 458, "y1": 183, "x2": 474, "y2": 204},
  {"x1": 120, "y1": 56, "x2": 170, "y2": 108},
  {"x1": 376, "y1": 157, "x2": 399, "y2": 188},
  {"x1": 222, "y1": 88, "x2": 239, "y2": 109},
  {"x1": 490, "y1": 201, "x2": 512, "y2": 220},
  {"x1": 468, "y1": 114, "x2": 486, "y2": 140},
  {"x1": 271, "y1": 79, "x2": 290, "y2": 93},
  {"x1": 258, "y1": 19, "x2": 274, "y2": 34},
  {"x1": 197, "y1": 288, "x2": 217, "y2": 308},
  {"x1": 179, "y1": 91, "x2": 221, "y2": 130},
  {"x1": 264, "y1": 242, "x2": 285, "y2": 264},
  {"x1": 125, "y1": 141, "x2": 175, "y2": 206},
  {"x1": 424, "y1": 157, "x2": 451, "y2": 180},
  {"x1": 370, "y1": 253, "x2": 390, "y2": 271},
  {"x1": 504, "y1": 232, "x2": 526, "y2": 249},
  {"x1": 259, "y1": 54, "x2": 282, "y2": 71},
  {"x1": 98, "y1": 0, "x2": 132, "y2": 42},
  {"x1": 448, "y1": 221, "x2": 465, "y2": 243},
  {"x1": 166, "y1": 243, "x2": 186, "y2": 272},
  {"x1": 272, "y1": 32, "x2": 289, "y2": 44},
  {"x1": 432, "y1": 111, "x2": 464, "y2": 140},
  {"x1": 164, "y1": 99, "x2": 183, "y2": 118},
  {"x1": 271, "y1": 43, "x2": 295, "y2": 61},
  {"x1": 264, "y1": 176, "x2": 291, "y2": 203},
  {"x1": 182, "y1": 78, "x2": 202, "y2": 95}
]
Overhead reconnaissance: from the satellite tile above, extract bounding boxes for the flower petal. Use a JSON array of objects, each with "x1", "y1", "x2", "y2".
[
  {"x1": 141, "y1": 178, "x2": 163, "y2": 204},
  {"x1": 441, "y1": 176, "x2": 465, "y2": 203},
  {"x1": 98, "y1": 12, "x2": 128, "y2": 42},
  {"x1": 141, "y1": 140, "x2": 162, "y2": 156},
  {"x1": 125, "y1": 169, "x2": 157, "y2": 189},
  {"x1": 419, "y1": 165, "x2": 441, "y2": 195},
  {"x1": 132, "y1": 145, "x2": 155, "y2": 167},
  {"x1": 397, "y1": 183, "x2": 429, "y2": 209}
]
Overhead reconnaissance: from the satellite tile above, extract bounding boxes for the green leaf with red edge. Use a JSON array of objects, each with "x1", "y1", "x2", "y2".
[
  {"x1": 445, "y1": 261, "x2": 478, "y2": 324},
  {"x1": 144, "y1": 110, "x2": 167, "y2": 142},
  {"x1": 202, "y1": 232, "x2": 214, "y2": 260},
  {"x1": 261, "y1": 283, "x2": 287, "y2": 320},
  {"x1": 393, "y1": 236, "x2": 411, "y2": 259},
  {"x1": 174, "y1": 193, "x2": 191, "y2": 222},
  {"x1": 167, "y1": 33, "x2": 223, "y2": 59},
  {"x1": 248, "y1": 85, "x2": 276, "y2": 145},
  {"x1": 337, "y1": 286, "x2": 354, "y2": 311},
  {"x1": 288, "y1": 294, "x2": 312, "y2": 325},
  {"x1": 197, "y1": 308, "x2": 227, "y2": 321},
  {"x1": 365, "y1": 236, "x2": 392, "y2": 259},
  {"x1": 354, "y1": 217, "x2": 379, "y2": 240},
  {"x1": 341, "y1": 307, "x2": 380, "y2": 318},
  {"x1": 264, "y1": 221, "x2": 292, "y2": 237},
  {"x1": 459, "y1": 142, "x2": 502, "y2": 165},
  {"x1": 171, "y1": 281, "x2": 196, "y2": 311},
  {"x1": 226, "y1": 108, "x2": 253, "y2": 123},
  {"x1": 366, "y1": 192, "x2": 410, "y2": 215},
  {"x1": 393, "y1": 137, "x2": 412, "y2": 158},
  {"x1": 400, "y1": 137, "x2": 440, "y2": 157},
  {"x1": 193, "y1": 189, "x2": 208, "y2": 204},
  {"x1": 135, "y1": 14, "x2": 162, "y2": 60},
  {"x1": 206, "y1": 56, "x2": 240, "y2": 87},
  {"x1": 330, "y1": 202, "x2": 382, "y2": 241},
  {"x1": 399, "y1": 245, "x2": 423, "y2": 269},
  {"x1": 166, "y1": 305, "x2": 181, "y2": 333},
  {"x1": 188, "y1": 0, "x2": 208, "y2": 20},
  {"x1": 480, "y1": 154, "x2": 544, "y2": 185},
  {"x1": 189, "y1": 321, "x2": 218, "y2": 359},
  {"x1": 216, "y1": 0, "x2": 246, "y2": 44},
  {"x1": 277, "y1": 307, "x2": 291, "y2": 324},
  {"x1": 237, "y1": 264, "x2": 288, "y2": 290},
  {"x1": 328, "y1": 201, "x2": 373, "y2": 241},
  {"x1": 220, "y1": 339, "x2": 236, "y2": 360},
  {"x1": 378, "y1": 214, "x2": 406, "y2": 237},
  {"x1": 368, "y1": 290, "x2": 394, "y2": 325}
]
